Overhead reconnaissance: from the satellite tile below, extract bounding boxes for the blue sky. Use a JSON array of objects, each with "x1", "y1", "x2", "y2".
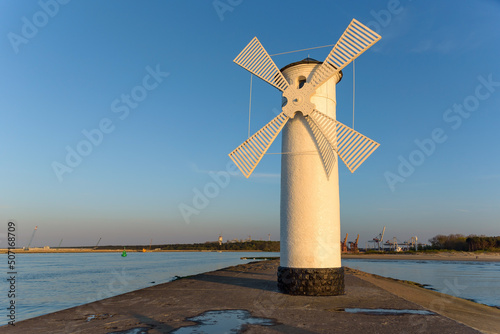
[{"x1": 1, "y1": 0, "x2": 499, "y2": 247}]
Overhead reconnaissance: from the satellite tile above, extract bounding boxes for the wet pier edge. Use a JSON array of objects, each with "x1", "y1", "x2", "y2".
[{"x1": 3, "y1": 260, "x2": 499, "y2": 334}]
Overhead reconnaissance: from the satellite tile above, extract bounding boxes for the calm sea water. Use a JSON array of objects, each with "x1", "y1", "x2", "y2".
[
  {"x1": 1, "y1": 253, "x2": 499, "y2": 326},
  {"x1": 0, "y1": 251, "x2": 278, "y2": 325},
  {"x1": 343, "y1": 259, "x2": 500, "y2": 308}
]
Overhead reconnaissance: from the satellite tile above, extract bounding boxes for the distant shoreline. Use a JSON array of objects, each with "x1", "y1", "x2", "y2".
[
  {"x1": 0, "y1": 249, "x2": 269, "y2": 254},
  {"x1": 1, "y1": 249, "x2": 499, "y2": 261},
  {"x1": 342, "y1": 251, "x2": 500, "y2": 262}
]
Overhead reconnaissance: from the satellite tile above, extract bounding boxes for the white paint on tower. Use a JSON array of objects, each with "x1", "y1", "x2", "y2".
[{"x1": 280, "y1": 61, "x2": 342, "y2": 269}]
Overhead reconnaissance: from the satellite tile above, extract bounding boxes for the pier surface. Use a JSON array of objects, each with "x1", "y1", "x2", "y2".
[{"x1": 3, "y1": 260, "x2": 499, "y2": 334}]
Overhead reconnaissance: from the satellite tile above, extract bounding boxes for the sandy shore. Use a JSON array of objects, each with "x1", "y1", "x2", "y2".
[{"x1": 342, "y1": 251, "x2": 500, "y2": 262}]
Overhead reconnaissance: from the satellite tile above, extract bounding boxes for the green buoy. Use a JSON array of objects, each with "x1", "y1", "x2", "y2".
[{"x1": 121, "y1": 247, "x2": 127, "y2": 257}]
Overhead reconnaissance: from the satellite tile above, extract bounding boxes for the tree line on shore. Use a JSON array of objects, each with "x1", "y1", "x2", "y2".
[
  {"x1": 85, "y1": 240, "x2": 280, "y2": 252},
  {"x1": 428, "y1": 234, "x2": 500, "y2": 251},
  {"x1": 73, "y1": 235, "x2": 499, "y2": 253},
  {"x1": 161, "y1": 240, "x2": 280, "y2": 252}
]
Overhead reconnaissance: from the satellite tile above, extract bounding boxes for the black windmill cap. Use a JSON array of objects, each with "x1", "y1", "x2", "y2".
[{"x1": 279, "y1": 57, "x2": 343, "y2": 83}]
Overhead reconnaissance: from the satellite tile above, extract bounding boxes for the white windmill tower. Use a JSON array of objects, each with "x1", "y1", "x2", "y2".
[{"x1": 229, "y1": 19, "x2": 381, "y2": 295}]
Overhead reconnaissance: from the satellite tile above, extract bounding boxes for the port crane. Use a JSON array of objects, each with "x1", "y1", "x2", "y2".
[
  {"x1": 402, "y1": 236, "x2": 418, "y2": 251},
  {"x1": 143, "y1": 238, "x2": 153, "y2": 252},
  {"x1": 386, "y1": 237, "x2": 402, "y2": 252},
  {"x1": 348, "y1": 234, "x2": 360, "y2": 253},
  {"x1": 412, "y1": 236, "x2": 418, "y2": 251},
  {"x1": 93, "y1": 237, "x2": 102, "y2": 250},
  {"x1": 24, "y1": 226, "x2": 38, "y2": 250},
  {"x1": 368, "y1": 226, "x2": 385, "y2": 250},
  {"x1": 341, "y1": 233, "x2": 348, "y2": 253}
]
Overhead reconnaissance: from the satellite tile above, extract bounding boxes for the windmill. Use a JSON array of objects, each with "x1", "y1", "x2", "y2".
[{"x1": 229, "y1": 19, "x2": 381, "y2": 295}]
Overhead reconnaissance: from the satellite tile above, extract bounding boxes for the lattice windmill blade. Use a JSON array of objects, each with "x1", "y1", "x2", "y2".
[
  {"x1": 308, "y1": 110, "x2": 380, "y2": 173},
  {"x1": 234, "y1": 37, "x2": 290, "y2": 92},
  {"x1": 309, "y1": 19, "x2": 381, "y2": 89},
  {"x1": 229, "y1": 112, "x2": 289, "y2": 178},
  {"x1": 305, "y1": 116, "x2": 337, "y2": 178}
]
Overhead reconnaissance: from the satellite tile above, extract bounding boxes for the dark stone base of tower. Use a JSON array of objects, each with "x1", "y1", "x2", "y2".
[{"x1": 277, "y1": 266, "x2": 345, "y2": 296}]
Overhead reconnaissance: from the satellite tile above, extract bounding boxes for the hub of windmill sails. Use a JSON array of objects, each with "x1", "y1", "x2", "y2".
[{"x1": 282, "y1": 83, "x2": 316, "y2": 118}]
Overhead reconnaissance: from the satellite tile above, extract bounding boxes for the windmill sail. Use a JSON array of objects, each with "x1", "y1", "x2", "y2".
[
  {"x1": 230, "y1": 19, "x2": 380, "y2": 177},
  {"x1": 309, "y1": 110, "x2": 379, "y2": 173},
  {"x1": 305, "y1": 116, "x2": 337, "y2": 178},
  {"x1": 229, "y1": 112, "x2": 289, "y2": 178},
  {"x1": 234, "y1": 37, "x2": 290, "y2": 92},
  {"x1": 309, "y1": 19, "x2": 381, "y2": 89}
]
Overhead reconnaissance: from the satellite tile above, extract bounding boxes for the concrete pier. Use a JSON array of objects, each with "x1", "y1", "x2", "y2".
[{"x1": 2, "y1": 260, "x2": 499, "y2": 333}]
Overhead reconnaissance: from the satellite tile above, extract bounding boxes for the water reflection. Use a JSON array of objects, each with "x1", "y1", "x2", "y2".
[
  {"x1": 171, "y1": 310, "x2": 274, "y2": 334},
  {"x1": 343, "y1": 259, "x2": 500, "y2": 308}
]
